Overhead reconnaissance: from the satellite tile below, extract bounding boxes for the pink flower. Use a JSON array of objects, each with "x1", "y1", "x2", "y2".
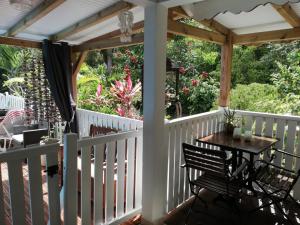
[
  {"x1": 179, "y1": 67, "x2": 186, "y2": 74},
  {"x1": 201, "y1": 71, "x2": 209, "y2": 79},
  {"x1": 130, "y1": 56, "x2": 137, "y2": 64},
  {"x1": 125, "y1": 74, "x2": 132, "y2": 91},
  {"x1": 117, "y1": 107, "x2": 125, "y2": 117},
  {"x1": 191, "y1": 79, "x2": 198, "y2": 87},
  {"x1": 96, "y1": 84, "x2": 102, "y2": 97}
]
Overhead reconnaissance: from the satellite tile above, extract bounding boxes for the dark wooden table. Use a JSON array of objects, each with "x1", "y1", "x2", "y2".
[{"x1": 195, "y1": 131, "x2": 278, "y2": 190}]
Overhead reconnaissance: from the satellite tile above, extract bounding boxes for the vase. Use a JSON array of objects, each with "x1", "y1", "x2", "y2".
[{"x1": 224, "y1": 123, "x2": 235, "y2": 135}]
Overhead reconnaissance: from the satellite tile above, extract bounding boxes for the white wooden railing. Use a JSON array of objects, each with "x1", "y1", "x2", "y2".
[
  {"x1": 235, "y1": 110, "x2": 300, "y2": 199},
  {"x1": 63, "y1": 129, "x2": 143, "y2": 225},
  {"x1": 0, "y1": 143, "x2": 60, "y2": 225},
  {"x1": 76, "y1": 108, "x2": 143, "y2": 137},
  {"x1": 0, "y1": 93, "x2": 24, "y2": 110},
  {"x1": 164, "y1": 110, "x2": 224, "y2": 212}
]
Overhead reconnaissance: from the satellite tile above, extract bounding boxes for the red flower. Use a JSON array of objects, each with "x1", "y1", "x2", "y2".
[
  {"x1": 179, "y1": 67, "x2": 186, "y2": 74},
  {"x1": 191, "y1": 79, "x2": 198, "y2": 87},
  {"x1": 124, "y1": 65, "x2": 131, "y2": 76},
  {"x1": 130, "y1": 56, "x2": 137, "y2": 64},
  {"x1": 182, "y1": 86, "x2": 190, "y2": 95},
  {"x1": 201, "y1": 71, "x2": 209, "y2": 79}
]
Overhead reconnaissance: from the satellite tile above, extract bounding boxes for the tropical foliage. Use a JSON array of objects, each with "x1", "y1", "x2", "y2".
[{"x1": 1, "y1": 36, "x2": 300, "y2": 118}]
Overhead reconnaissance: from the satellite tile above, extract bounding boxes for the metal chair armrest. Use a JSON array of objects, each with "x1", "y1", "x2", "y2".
[
  {"x1": 180, "y1": 164, "x2": 186, "y2": 168},
  {"x1": 254, "y1": 159, "x2": 296, "y2": 174},
  {"x1": 273, "y1": 148, "x2": 300, "y2": 159}
]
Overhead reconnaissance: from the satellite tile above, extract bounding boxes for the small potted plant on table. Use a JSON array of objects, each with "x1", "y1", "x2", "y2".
[{"x1": 223, "y1": 109, "x2": 239, "y2": 135}]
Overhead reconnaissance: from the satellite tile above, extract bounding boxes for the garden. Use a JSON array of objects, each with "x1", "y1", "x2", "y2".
[{"x1": 1, "y1": 35, "x2": 300, "y2": 119}]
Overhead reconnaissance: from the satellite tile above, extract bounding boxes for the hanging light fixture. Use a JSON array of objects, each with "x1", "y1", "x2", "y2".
[
  {"x1": 118, "y1": 10, "x2": 134, "y2": 43},
  {"x1": 9, "y1": 0, "x2": 34, "y2": 10}
]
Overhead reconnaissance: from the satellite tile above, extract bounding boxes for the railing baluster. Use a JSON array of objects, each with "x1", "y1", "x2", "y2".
[
  {"x1": 126, "y1": 137, "x2": 135, "y2": 212},
  {"x1": 28, "y1": 155, "x2": 44, "y2": 225},
  {"x1": 105, "y1": 141, "x2": 115, "y2": 222},
  {"x1": 94, "y1": 143, "x2": 105, "y2": 225},
  {"x1": 0, "y1": 166, "x2": 5, "y2": 225},
  {"x1": 46, "y1": 151, "x2": 61, "y2": 225},
  {"x1": 116, "y1": 139, "x2": 126, "y2": 217},
  {"x1": 81, "y1": 145, "x2": 91, "y2": 225},
  {"x1": 167, "y1": 127, "x2": 175, "y2": 210},
  {"x1": 285, "y1": 121, "x2": 297, "y2": 171},
  {"x1": 135, "y1": 133, "x2": 143, "y2": 208},
  {"x1": 7, "y1": 159, "x2": 26, "y2": 225}
]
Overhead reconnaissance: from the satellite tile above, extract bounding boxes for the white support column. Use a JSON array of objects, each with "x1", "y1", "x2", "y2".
[{"x1": 142, "y1": 3, "x2": 168, "y2": 225}]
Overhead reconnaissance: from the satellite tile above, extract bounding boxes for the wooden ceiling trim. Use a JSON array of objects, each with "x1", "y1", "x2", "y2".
[
  {"x1": 167, "y1": 20, "x2": 226, "y2": 45},
  {"x1": 84, "y1": 21, "x2": 144, "y2": 44},
  {"x1": 200, "y1": 19, "x2": 230, "y2": 35},
  {"x1": 272, "y1": 3, "x2": 300, "y2": 28},
  {"x1": 72, "y1": 33, "x2": 144, "y2": 52},
  {"x1": 51, "y1": 1, "x2": 134, "y2": 42},
  {"x1": 233, "y1": 27, "x2": 300, "y2": 45},
  {"x1": 6, "y1": 0, "x2": 65, "y2": 37},
  {"x1": 0, "y1": 36, "x2": 42, "y2": 48}
]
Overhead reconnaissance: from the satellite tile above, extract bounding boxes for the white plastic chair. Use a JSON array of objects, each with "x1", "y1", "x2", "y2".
[{"x1": 0, "y1": 109, "x2": 26, "y2": 151}]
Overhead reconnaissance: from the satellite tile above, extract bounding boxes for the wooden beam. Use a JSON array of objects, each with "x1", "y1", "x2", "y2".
[
  {"x1": 200, "y1": 19, "x2": 230, "y2": 35},
  {"x1": 72, "y1": 33, "x2": 144, "y2": 52},
  {"x1": 233, "y1": 27, "x2": 300, "y2": 45},
  {"x1": 219, "y1": 32, "x2": 233, "y2": 107},
  {"x1": 167, "y1": 20, "x2": 226, "y2": 45},
  {"x1": 84, "y1": 21, "x2": 144, "y2": 44},
  {"x1": 272, "y1": 3, "x2": 300, "y2": 28},
  {"x1": 169, "y1": 6, "x2": 189, "y2": 20},
  {"x1": 71, "y1": 51, "x2": 87, "y2": 102},
  {"x1": 51, "y1": 1, "x2": 134, "y2": 42},
  {"x1": 0, "y1": 36, "x2": 42, "y2": 48},
  {"x1": 6, "y1": 0, "x2": 65, "y2": 37}
]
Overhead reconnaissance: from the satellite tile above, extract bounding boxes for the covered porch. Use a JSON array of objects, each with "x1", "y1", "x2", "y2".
[{"x1": 1, "y1": 0, "x2": 300, "y2": 225}]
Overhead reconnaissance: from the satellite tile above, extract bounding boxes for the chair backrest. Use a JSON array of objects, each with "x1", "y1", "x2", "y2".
[
  {"x1": 89, "y1": 124, "x2": 119, "y2": 137},
  {"x1": 0, "y1": 109, "x2": 25, "y2": 135},
  {"x1": 182, "y1": 143, "x2": 227, "y2": 177}
]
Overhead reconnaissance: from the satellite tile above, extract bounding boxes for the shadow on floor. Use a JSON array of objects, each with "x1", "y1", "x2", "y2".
[{"x1": 164, "y1": 189, "x2": 300, "y2": 225}]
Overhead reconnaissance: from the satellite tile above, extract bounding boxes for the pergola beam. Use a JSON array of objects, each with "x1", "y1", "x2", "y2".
[
  {"x1": 233, "y1": 27, "x2": 300, "y2": 45},
  {"x1": 84, "y1": 21, "x2": 144, "y2": 44},
  {"x1": 272, "y1": 3, "x2": 300, "y2": 28},
  {"x1": 167, "y1": 20, "x2": 226, "y2": 44},
  {"x1": 72, "y1": 33, "x2": 144, "y2": 52},
  {"x1": 5, "y1": 0, "x2": 65, "y2": 37},
  {"x1": 200, "y1": 19, "x2": 230, "y2": 35},
  {"x1": 0, "y1": 36, "x2": 42, "y2": 49},
  {"x1": 51, "y1": 1, "x2": 134, "y2": 42}
]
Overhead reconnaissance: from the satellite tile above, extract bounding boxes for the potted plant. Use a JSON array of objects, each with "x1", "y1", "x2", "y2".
[{"x1": 223, "y1": 109, "x2": 239, "y2": 135}]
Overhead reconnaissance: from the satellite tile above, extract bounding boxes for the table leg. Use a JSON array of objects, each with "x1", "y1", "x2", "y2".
[
  {"x1": 247, "y1": 153, "x2": 255, "y2": 192},
  {"x1": 231, "y1": 151, "x2": 237, "y2": 172}
]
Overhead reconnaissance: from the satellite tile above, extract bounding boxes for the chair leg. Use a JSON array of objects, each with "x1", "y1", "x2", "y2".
[{"x1": 274, "y1": 202, "x2": 295, "y2": 225}]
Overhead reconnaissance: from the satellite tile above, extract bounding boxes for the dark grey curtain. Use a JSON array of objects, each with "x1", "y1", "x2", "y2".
[{"x1": 42, "y1": 40, "x2": 77, "y2": 133}]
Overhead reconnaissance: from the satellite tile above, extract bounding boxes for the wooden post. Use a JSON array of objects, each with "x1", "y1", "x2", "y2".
[
  {"x1": 71, "y1": 51, "x2": 87, "y2": 103},
  {"x1": 219, "y1": 32, "x2": 233, "y2": 107},
  {"x1": 142, "y1": 3, "x2": 168, "y2": 224}
]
